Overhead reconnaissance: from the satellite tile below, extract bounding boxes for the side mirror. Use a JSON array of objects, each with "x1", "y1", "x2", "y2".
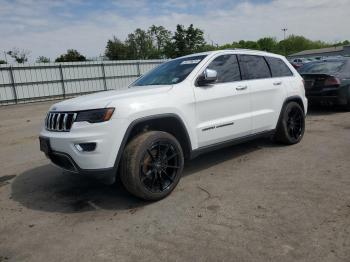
[{"x1": 197, "y1": 69, "x2": 218, "y2": 86}]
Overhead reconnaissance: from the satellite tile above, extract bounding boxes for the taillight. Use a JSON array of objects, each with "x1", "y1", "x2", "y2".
[{"x1": 324, "y1": 76, "x2": 341, "y2": 86}]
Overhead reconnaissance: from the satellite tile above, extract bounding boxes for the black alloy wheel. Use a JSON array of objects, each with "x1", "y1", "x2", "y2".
[
  {"x1": 121, "y1": 131, "x2": 184, "y2": 201},
  {"x1": 140, "y1": 141, "x2": 181, "y2": 193},
  {"x1": 286, "y1": 106, "x2": 304, "y2": 140},
  {"x1": 274, "y1": 101, "x2": 305, "y2": 145}
]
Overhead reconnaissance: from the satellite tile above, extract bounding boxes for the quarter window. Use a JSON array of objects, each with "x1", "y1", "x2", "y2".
[
  {"x1": 238, "y1": 55, "x2": 271, "y2": 80},
  {"x1": 207, "y1": 54, "x2": 241, "y2": 83},
  {"x1": 265, "y1": 57, "x2": 293, "y2": 77}
]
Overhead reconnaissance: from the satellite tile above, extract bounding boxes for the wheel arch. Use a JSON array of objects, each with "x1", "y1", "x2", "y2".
[
  {"x1": 283, "y1": 95, "x2": 305, "y2": 113},
  {"x1": 113, "y1": 114, "x2": 193, "y2": 173},
  {"x1": 275, "y1": 95, "x2": 305, "y2": 130}
]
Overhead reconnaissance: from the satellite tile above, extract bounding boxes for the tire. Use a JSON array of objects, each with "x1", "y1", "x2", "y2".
[
  {"x1": 345, "y1": 95, "x2": 350, "y2": 111},
  {"x1": 120, "y1": 131, "x2": 184, "y2": 201},
  {"x1": 274, "y1": 101, "x2": 305, "y2": 145}
]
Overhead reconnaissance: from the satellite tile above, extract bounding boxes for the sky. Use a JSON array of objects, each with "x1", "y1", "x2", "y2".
[{"x1": 1, "y1": 0, "x2": 350, "y2": 62}]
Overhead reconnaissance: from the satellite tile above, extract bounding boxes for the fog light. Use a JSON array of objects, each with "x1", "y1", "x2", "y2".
[{"x1": 75, "y1": 143, "x2": 96, "y2": 152}]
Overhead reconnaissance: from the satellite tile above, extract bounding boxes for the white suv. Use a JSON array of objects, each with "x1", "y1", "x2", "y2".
[{"x1": 40, "y1": 50, "x2": 307, "y2": 200}]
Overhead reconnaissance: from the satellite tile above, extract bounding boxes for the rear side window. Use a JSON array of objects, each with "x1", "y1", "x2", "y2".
[
  {"x1": 238, "y1": 55, "x2": 271, "y2": 80},
  {"x1": 265, "y1": 57, "x2": 293, "y2": 77},
  {"x1": 207, "y1": 54, "x2": 241, "y2": 83}
]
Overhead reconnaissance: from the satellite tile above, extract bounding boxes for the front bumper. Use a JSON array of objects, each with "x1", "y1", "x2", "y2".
[
  {"x1": 43, "y1": 149, "x2": 116, "y2": 184},
  {"x1": 39, "y1": 118, "x2": 129, "y2": 183}
]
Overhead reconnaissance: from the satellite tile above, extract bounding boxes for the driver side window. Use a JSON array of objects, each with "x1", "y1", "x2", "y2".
[{"x1": 207, "y1": 54, "x2": 241, "y2": 83}]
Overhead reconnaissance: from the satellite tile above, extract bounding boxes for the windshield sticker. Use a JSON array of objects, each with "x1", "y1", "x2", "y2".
[
  {"x1": 180, "y1": 59, "x2": 201, "y2": 65},
  {"x1": 172, "y1": 77, "x2": 180, "y2": 83}
]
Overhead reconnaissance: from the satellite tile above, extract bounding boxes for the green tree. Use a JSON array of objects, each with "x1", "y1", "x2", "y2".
[
  {"x1": 217, "y1": 43, "x2": 234, "y2": 50},
  {"x1": 7, "y1": 48, "x2": 30, "y2": 63},
  {"x1": 332, "y1": 40, "x2": 350, "y2": 47},
  {"x1": 165, "y1": 24, "x2": 206, "y2": 58},
  {"x1": 125, "y1": 28, "x2": 154, "y2": 59},
  {"x1": 238, "y1": 40, "x2": 260, "y2": 50},
  {"x1": 216, "y1": 42, "x2": 241, "y2": 50},
  {"x1": 168, "y1": 24, "x2": 187, "y2": 57},
  {"x1": 199, "y1": 44, "x2": 217, "y2": 52},
  {"x1": 257, "y1": 37, "x2": 277, "y2": 52},
  {"x1": 104, "y1": 24, "x2": 349, "y2": 60},
  {"x1": 55, "y1": 49, "x2": 86, "y2": 62},
  {"x1": 0, "y1": 60, "x2": 6, "y2": 64},
  {"x1": 148, "y1": 25, "x2": 172, "y2": 58},
  {"x1": 277, "y1": 35, "x2": 329, "y2": 55},
  {"x1": 185, "y1": 24, "x2": 206, "y2": 52},
  {"x1": 105, "y1": 37, "x2": 128, "y2": 60},
  {"x1": 36, "y1": 56, "x2": 50, "y2": 63}
]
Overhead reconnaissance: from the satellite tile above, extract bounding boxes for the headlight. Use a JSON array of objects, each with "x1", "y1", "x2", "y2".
[{"x1": 75, "y1": 108, "x2": 115, "y2": 123}]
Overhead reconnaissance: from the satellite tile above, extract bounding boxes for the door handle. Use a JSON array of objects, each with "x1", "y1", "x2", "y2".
[
  {"x1": 273, "y1": 81, "x2": 282, "y2": 86},
  {"x1": 236, "y1": 85, "x2": 247, "y2": 91}
]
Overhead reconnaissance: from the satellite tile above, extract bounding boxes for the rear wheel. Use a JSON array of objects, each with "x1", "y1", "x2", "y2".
[
  {"x1": 346, "y1": 94, "x2": 350, "y2": 111},
  {"x1": 274, "y1": 102, "x2": 305, "y2": 145},
  {"x1": 120, "y1": 131, "x2": 184, "y2": 201}
]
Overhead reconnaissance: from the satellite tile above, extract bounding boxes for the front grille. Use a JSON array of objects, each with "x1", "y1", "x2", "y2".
[{"x1": 45, "y1": 112, "x2": 77, "y2": 132}]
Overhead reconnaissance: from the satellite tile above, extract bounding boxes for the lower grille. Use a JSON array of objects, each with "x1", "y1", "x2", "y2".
[
  {"x1": 49, "y1": 152, "x2": 78, "y2": 172},
  {"x1": 45, "y1": 112, "x2": 77, "y2": 132}
]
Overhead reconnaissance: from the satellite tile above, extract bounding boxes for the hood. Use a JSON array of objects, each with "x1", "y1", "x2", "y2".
[{"x1": 50, "y1": 85, "x2": 172, "y2": 112}]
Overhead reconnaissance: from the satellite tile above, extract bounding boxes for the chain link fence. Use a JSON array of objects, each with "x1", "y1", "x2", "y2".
[{"x1": 0, "y1": 60, "x2": 164, "y2": 106}]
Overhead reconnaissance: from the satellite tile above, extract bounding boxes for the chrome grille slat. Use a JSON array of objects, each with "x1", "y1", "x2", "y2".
[
  {"x1": 56, "y1": 114, "x2": 61, "y2": 130},
  {"x1": 45, "y1": 114, "x2": 49, "y2": 129},
  {"x1": 63, "y1": 114, "x2": 68, "y2": 131},
  {"x1": 50, "y1": 114, "x2": 55, "y2": 130},
  {"x1": 49, "y1": 113, "x2": 54, "y2": 130},
  {"x1": 45, "y1": 112, "x2": 75, "y2": 132}
]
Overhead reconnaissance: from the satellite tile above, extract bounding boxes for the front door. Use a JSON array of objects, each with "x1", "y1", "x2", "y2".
[{"x1": 194, "y1": 54, "x2": 251, "y2": 148}]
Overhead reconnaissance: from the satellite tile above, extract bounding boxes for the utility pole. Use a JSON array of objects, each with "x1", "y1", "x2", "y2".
[
  {"x1": 281, "y1": 28, "x2": 288, "y2": 56},
  {"x1": 207, "y1": 34, "x2": 215, "y2": 48},
  {"x1": 3, "y1": 51, "x2": 8, "y2": 63}
]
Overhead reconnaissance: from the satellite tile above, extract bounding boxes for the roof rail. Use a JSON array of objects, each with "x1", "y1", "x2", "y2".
[
  {"x1": 224, "y1": 48, "x2": 270, "y2": 53},
  {"x1": 224, "y1": 48, "x2": 255, "y2": 51}
]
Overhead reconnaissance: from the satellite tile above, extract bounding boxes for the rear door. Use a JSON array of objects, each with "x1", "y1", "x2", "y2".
[
  {"x1": 194, "y1": 54, "x2": 251, "y2": 147},
  {"x1": 238, "y1": 55, "x2": 288, "y2": 133}
]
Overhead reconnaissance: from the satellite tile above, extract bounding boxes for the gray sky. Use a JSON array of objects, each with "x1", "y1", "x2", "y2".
[{"x1": 1, "y1": 0, "x2": 350, "y2": 62}]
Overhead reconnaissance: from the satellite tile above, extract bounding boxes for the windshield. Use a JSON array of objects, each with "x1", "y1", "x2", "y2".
[
  {"x1": 299, "y1": 61, "x2": 345, "y2": 74},
  {"x1": 132, "y1": 55, "x2": 207, "y2": 86}
]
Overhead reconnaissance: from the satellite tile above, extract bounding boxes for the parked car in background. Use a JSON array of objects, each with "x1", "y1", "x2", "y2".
[
  {"x1": 289, "y1": 58, "x2": 312, "y2": 69},
  {"x1": 40, "y1": 50, "x2": 307, "y2": 200},
  {"x1": 299, "y1": 58, "x2": 350, "y2": 109}
]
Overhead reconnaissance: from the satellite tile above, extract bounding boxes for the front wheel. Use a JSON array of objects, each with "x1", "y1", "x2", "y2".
[
  {"x1": 120, "y1": 131, "x2": 184, "y2": 201},
  {"x1": 274, "y1": 102, "x2": 305, "y2": 145}
]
